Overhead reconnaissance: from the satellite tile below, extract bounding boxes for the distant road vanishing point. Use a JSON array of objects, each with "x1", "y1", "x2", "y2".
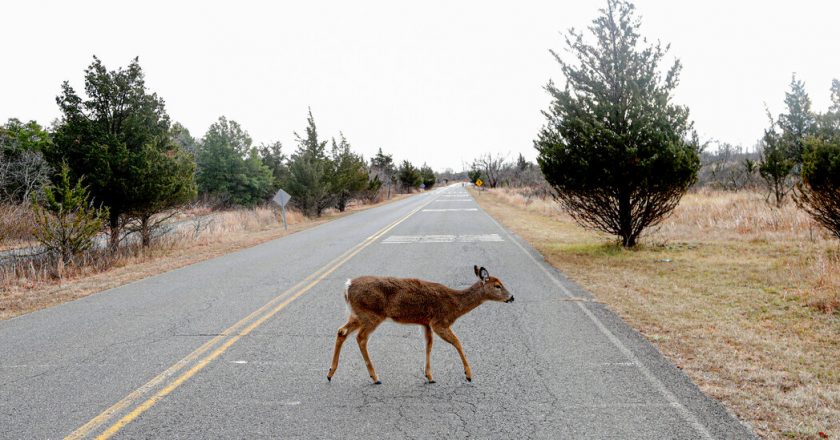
[{"x1": 0, "y1": 185, "x2": 755, "y2": 439}]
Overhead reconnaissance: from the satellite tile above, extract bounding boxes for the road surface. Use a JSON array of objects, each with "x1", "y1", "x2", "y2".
[{"x1": 0, "y1": 185, "x2": 755, "y2": 439}]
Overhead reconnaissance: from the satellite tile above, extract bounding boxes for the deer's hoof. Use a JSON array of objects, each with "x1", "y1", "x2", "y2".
[
  {"x1": 374, "y1": 380, "x2": 382, "y2": 385},
  {"x1": 466, "y1": 377, "x2": 472, "y2": 382},
  {"x1": 428, "y1": 380, "x2": 436, "y2": 384}
]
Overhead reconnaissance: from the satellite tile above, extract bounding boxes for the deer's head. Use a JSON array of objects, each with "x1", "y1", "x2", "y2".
[{"x1": 474, "y1": 265, "x2": 514, "y2": 303}]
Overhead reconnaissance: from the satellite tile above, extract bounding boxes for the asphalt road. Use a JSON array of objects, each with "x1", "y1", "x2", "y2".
[{"x1": 0, "y1": 185, "x2": 755, "y2": 439}]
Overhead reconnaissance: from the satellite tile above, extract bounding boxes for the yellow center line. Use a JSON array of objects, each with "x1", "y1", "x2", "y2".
[{"x1": 66, "y1": 195, "x2": 434, "y2": 440}]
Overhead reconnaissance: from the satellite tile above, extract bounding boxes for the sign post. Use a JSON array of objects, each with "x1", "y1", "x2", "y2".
[
  {"x1": 272, "y1": 189, "x2": 292, "y2": 230},
  {"x1": 475, "y1": 178, "x2": 483, "y2": 195}
]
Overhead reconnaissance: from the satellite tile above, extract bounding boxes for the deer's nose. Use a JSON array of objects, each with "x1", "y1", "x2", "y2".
[{"x1": 505, "y1": 296, "x2": 515, "y2": 303}]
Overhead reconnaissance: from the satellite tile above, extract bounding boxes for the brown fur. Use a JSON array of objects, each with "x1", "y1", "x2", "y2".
[{"x1": 327, "y1": 265, "x2": 513, "y2": 384}]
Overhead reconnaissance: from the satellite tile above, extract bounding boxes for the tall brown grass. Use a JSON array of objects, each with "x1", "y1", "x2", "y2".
[
  {"x1": 487, "y1": 187, "x2": 839, "y2": 314},
  {"x1": 1, "y1": 206, "x2": 304, "y2": 290}
]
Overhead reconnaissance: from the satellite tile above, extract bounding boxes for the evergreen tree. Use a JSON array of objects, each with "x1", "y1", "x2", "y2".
[
  {"x1": 127, "y1": 143, "x2": 196, "y2": 246},
  {"x1": 535, "y1": 0, "x2": 699, "y2": 247},
  {"x1": 196, "y1": 117, "x2": 274, "y2": 207},
  {"x1": 778, "y1": 75, "x2": 816, "y2": 168},
  {"x1": 32, "y1": 163, "x2": 108, "y2": 263},
  {"x1": 467, "y1": 168, "x2": 482, "y2": 184},
  {"x1": 48, "y1": 56, "x2": 196, "y2": 250},
  {"x1": 796, "y1": 79, "x2": 840, "y2": 239},
  {"x1": 286, "y1": 109, "x2": 333, "y2": 216},
  {"x1": 370, "y1": 148, "x2": 396, "y2": 199},
  {"x1": 420, "y1": 163, "x2": 436, "y2": 189},
  {"x1": 258, "y1": 141, "x2": 289, "y2": 191},
  {"x1": 397, "y1": 160, "x2": 422, "y2": 192},
  {"x1": 759, "y1": 121, "x2": 795, "y2": 207},
  {"x1": 330, "y1": 134, "x2": 369, "y2": 211}
]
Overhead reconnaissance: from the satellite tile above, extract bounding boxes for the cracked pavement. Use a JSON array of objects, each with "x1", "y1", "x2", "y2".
[{"x1": 0, "y1": 186, "x2": 755, "y2": 439}]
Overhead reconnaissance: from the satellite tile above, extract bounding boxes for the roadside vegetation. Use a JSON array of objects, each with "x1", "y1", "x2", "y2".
[
  {"x1": 474, "y1": 186, "x2": 838, "y2": 439},
  {"x1": 0, "y1": 57, "x2": 429, "y2": 318}
]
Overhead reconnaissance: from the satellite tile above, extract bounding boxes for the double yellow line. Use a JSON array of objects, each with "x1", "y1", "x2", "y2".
[{"x1": 66, "y1": 196, "x2": 434, "y2": 439}]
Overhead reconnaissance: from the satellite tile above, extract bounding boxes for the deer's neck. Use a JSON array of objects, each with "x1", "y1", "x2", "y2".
[{"x1": 450, "y1": 282, "x2": 486, "y2": 319}]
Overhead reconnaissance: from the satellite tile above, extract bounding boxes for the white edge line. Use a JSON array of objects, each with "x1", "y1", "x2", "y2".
[{"x1": 478, "y1": 206, "x2": 715, "y2": 440}]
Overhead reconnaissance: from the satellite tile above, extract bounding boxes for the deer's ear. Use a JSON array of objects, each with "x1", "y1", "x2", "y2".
[
  {"x1": 479, "y1": 267, "x2": 490, "y2": 281},
  {"x1": 474, "y1": 265, "x2": 480, "y2": 278}
]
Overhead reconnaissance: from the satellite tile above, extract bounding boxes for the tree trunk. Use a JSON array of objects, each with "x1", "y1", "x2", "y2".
[
  {"x1": 618, "y1": 191, "x2": 634, "y2": 248},
  {"x1": 109, "y1": 211, "x2": 120, "y2": 252},
  {"x1": 140, "y1": 215, "x2": 151, "y2": 247}
]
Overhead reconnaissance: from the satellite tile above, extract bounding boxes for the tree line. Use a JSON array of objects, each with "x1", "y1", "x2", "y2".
[{"x1": 0, "y1": 56, "x2": 437, "y2": 260}]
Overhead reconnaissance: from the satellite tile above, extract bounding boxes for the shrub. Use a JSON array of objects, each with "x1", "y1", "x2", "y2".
[
  {"x1": 797, "y1": 138, "x2": 840, "y2": 238},
  {"x1": 32, "y1": 164, "x2": 108, "y2": 263}
]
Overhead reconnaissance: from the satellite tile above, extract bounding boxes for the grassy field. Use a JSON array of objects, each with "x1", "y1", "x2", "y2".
[
  {"x1": 472, "y1": 187, "x2": 838, "y2": 440},
  {"x1": 0, "y1": 195, "x2": 409, "y2": 321}
]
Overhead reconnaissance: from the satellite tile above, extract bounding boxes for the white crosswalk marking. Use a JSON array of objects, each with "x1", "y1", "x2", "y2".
[{"x1": 382, "y1": 234, "x2": 503, "y2": 244}]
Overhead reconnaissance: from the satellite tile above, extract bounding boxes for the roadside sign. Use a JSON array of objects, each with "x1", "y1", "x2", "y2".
[
  {"x1": 475, "y1": 179, "x2": 483, "y2": 187},
  {"x1": 272, "y1": 189, "x2": 292, "y2": 230},
  {"x1": 272, "y1": 189, "x2": 291, "y2": 207}
]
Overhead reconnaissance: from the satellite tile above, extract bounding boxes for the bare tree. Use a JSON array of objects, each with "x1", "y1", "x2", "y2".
[{"x1": 472, "y1": 153, "x2": 507, "y2": 188}]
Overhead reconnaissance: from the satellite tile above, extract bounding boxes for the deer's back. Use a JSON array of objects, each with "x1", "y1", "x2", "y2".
[{"x1": 346, "y1": 276, "x2": 458, "y2": 325}]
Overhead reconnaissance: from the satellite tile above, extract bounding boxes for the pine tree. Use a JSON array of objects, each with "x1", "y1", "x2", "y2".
[
  {"x1": 778, "y1": 75, "x2": 816, "y2": 168},
  {"x1": 370, "y1": 148, "x2": 396, "y2": 199},
  {"x1": 330, "y1": 134, "x2": 369, "y2": 212},
  {"x1": 535, "y1": 0, "x2": 699, "y2": 247},
  {"x1": 196, "y1": 117, "x2": 273, "y2": 207},
  {"x1": 397, "y1": 160, "x2": 422, "y2": 192},
  {"x1": 32, "y1": 163, "x2": 108, "y2": 263},
  {"x1": 287, "y1": 109, "x2": 333, "y2": 216},
  {"x1": 48, "y1": 56, "x2": 196, "y2": 250}
]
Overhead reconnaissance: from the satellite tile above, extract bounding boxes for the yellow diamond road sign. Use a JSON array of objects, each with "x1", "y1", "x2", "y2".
[{"x1": 475, "y1": 179, "x2": 483, "y2": 187}]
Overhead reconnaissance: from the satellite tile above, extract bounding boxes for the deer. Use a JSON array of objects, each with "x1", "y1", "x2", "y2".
[{"x1": 327, "y1": 265, "x2": 514, "y2": 384}]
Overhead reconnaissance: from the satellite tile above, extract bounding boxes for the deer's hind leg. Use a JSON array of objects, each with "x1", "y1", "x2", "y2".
[
  {"x1": 327, "y1": 315, "x2": 361, "y2": 381},
  {"x1": 356, "y1": 316, "x2": 385, "y2": 384}
]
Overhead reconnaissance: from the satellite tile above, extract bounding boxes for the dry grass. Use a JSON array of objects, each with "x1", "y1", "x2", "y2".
[
  {"x1": 474, "y1": 187, "x2": 839, "y2": 440},
  {"x1": 0, "y1": 196, "x2": 408, "y2": 321}
]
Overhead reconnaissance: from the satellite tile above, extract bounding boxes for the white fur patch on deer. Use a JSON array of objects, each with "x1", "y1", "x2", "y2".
[{"x1": 327, "y1": 265, "x2": 514, "y2": 384}]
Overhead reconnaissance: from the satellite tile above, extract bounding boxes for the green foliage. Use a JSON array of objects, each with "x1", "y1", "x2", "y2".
[
  {"x1": 535, "y1": 0, "x2": 699, "y2": 247},
  {"x1": 47, "y1": 56, "x2": 196, "y2": 249},
  {"x1": 0, "y1": 118, "x2": 52, "y2": 155},
  {"x1": 171, "y1": 122, "x2": 198, "y2": 158},
  {"x1": 370, "y1": 148, "x2": 396, "y2": 198},
  {"x1": 397, "y1": 160, "x2": 422, "y2": 192},
  {"x1": 778, "y1": 75, "x2": 816, "y2": 166},
  {"x1": 419, "y1": 163, "x2": 436, "y2": 189},
  {"x1": 0, "y1": 119, "x2": 52, "y2": 202},
  {"x1": 759, "y1": 128, "x2": 795, "y2": 207},
  {"x1": 258, "y1": 141, "x2": 289, "y2": 191},
  {"x1": 286, "y1": 109, "x2": 334, "y2": 216},
  {"x1": 331, "y1": 134, "x2": 369, "y2": 211},
  {"x1": 798, "y1": 137, "x2": 840, "y2": 239},
  {"x1": 467, "y1": 168, "x2": 482, "y2": 184},
  {"x1": 32, "y1": 163, "x2": 108, "y2": 263},
  {"x1": 196, "y1": 116, "x2": 274, "y2": 207},
  {"x1": 362, "y1": 175, "x2": 383, "y2": 203}
]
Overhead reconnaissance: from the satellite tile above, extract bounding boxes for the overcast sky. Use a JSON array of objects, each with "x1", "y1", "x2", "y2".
[{"x1": 2, "y1": 1, "x2": 839, "y2": 171}]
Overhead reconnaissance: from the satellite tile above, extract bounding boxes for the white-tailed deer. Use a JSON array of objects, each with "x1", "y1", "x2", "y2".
[{"x1": 327, "y1": 265, "x2": 514, "y2": 384}]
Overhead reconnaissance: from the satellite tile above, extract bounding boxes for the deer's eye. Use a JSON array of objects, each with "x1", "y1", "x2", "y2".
[{"x1": 495, "y1": 284, "x2": 502, "y2": 289}]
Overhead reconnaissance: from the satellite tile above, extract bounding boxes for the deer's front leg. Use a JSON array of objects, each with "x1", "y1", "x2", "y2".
[
  {"x1": 423, "y1": 325, "x2": 434, "y2": 383},
  {"x1": 432, "y1": 324, "x2": 472, "y2": 382}
]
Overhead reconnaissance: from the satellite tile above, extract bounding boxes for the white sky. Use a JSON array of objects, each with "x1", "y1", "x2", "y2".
[{"x1": 1, "y1": 1, "x2": 839, "y2": 171}]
